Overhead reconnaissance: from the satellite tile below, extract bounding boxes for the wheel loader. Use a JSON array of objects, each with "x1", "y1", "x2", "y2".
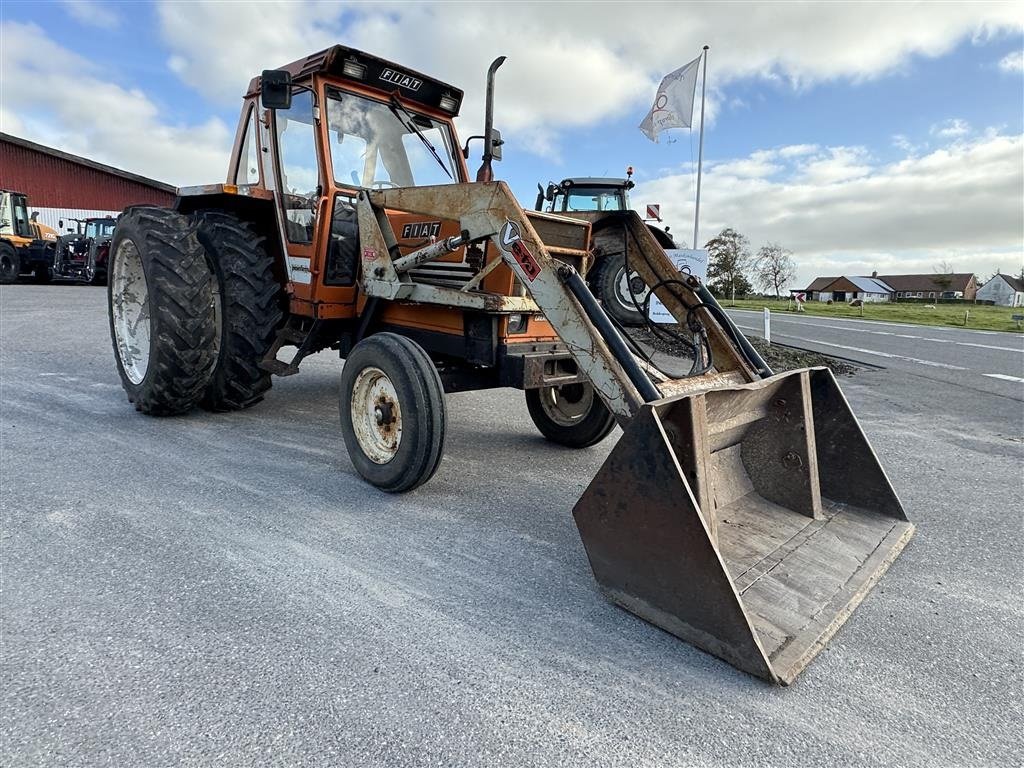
[
  {"x1": 534, "y1": 171, "x2": 677, "y2": 327},
  {"x1": 106, "y1": 45, "x2": 913, "y2": 685},
  {"x1": 0, "y1": 189, "x2": 58, "y2": 283}
]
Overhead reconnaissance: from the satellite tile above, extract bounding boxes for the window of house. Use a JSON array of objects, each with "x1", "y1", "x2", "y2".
[{"x1": 916, "y1": 292, "x2": 923, "y2": 298}]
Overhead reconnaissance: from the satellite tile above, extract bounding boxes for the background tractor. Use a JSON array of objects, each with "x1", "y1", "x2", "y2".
[
  {"x1": 53, "y1": 216, "x2": 116, "y2": 284},
  {"x1": 0, "y1": 189, "x2": 58, "y2": 283},
  {"x1": 535, "y1": 171, "x2": 677, "y2": 326},
  {"x1": 106, "y1": 45, "x2": 913, "y2": 685}
]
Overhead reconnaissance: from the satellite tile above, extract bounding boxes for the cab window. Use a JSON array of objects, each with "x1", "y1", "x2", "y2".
[
  {"x1": 274, "y1": 90, "x2": 320, "y2": 243},
  {"x1": 236, "y1": 107, "x2": 261, "y2": 185}
]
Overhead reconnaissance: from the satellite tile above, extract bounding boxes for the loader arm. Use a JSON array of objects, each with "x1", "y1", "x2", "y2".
[{"x1": 357, "y1": 181, "x2": 760, "y2": 421}]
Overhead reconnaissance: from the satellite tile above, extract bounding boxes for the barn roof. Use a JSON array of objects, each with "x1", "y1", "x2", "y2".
[{"x1": 0, "y1": 132, "x2": 175, "y2": 193}]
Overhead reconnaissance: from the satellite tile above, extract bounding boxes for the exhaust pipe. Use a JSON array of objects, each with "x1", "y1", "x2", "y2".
[{"x1": 476, "y1": 56, "x2": 506, "y2": 183}]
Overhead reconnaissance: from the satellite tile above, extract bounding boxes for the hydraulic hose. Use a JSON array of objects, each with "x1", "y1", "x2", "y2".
[{"x1": 559, "y1": 265, "x2": 663, "y2": 404}]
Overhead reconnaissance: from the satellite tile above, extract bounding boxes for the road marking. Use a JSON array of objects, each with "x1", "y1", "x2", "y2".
[
  {"x1": 727, "y1": 310, "x2": 1024, "y2": 352},
  {"x1": 767, "y1": 333, "x2": 968, "y2": 370},
  {"x1": 983, "y1": 373, "x2": 1024, "y2": 383},
  {"x1": 726, "y1": 308, "x2": 1019, "y2": 337}
]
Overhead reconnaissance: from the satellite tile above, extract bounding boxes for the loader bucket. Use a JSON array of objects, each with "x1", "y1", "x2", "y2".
[{"x1": 573, "y1": 367, "x2": 914, "y2": 685}]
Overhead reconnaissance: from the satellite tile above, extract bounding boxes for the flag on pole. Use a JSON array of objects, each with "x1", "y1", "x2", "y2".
[{"x1": 639, "y1": 55, "x2": 702, "y2": 142}]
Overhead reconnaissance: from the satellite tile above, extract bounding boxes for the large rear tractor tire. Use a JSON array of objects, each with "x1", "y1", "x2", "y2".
[
  {"x1": 0, "y1": 243, "x2": 19, "y2": 284},
  {"x1": 192, "y1": 211, "x2": 284, "y2": 412},
  {"x1": 107, "y1": 206, "x2": 217, "y2": 415},
  {"x1": 593, "y1": 252, "x2": 648, "y2": 327},
  {"x1": 340, "y1": 333, "x2": 446, "y2": 493},
  {"x1": 525, "y1": 382, "x2": 616, "y2": 448}
]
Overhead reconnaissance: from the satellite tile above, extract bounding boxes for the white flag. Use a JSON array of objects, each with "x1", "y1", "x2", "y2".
[{"x1": 639, "y1": 55, "x2": 702, "y2": 142}]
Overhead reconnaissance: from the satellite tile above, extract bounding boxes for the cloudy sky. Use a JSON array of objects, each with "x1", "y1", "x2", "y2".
[{"x1": 2, "y1": 1, "x2": 1022, "y2": 285}]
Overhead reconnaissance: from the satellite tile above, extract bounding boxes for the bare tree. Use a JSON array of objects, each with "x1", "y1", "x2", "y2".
[
  {"x1": 753, "y1": 243, "x2": 797, "y2": 298},
  {"x1": 932, "y1": 260, "x2": 954, "y2": 297}
]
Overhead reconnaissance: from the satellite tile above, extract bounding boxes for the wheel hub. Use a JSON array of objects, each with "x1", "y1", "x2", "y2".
[
  {"x1": 537, "y1": 382, "x2": 594, "y2": 427},
  {"x1": 351, "y1": 367, "x2": 403, "y2": 464},
  {"x1": 615, "y1": 265, "x2": 650, "y2": 311},
  {"x1": 110, "y1": 238, "x2": 151, "y2": 385}
]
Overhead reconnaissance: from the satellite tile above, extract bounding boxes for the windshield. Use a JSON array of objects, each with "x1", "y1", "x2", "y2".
[
  {"x1": 325, "y1": 87, "x2": 459, "y2": 188},
  {"x1": 86, "y1": 220, "x2": 115, "y2": 238},
  {"x1": 558, "y1": 187, "x2": 627, "y2": 212}
]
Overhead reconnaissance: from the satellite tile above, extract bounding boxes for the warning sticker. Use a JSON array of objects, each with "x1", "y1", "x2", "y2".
[
  {"x1": 498, "y1": 220, "x2": 541, "y2": 282},
  {"x1": 363, "y1": 247, "x2": 378, "y2": 262}
]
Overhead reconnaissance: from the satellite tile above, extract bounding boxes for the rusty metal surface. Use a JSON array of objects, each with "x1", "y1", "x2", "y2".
[{"x1": 573, "y1": 366, "x2": 914, "y2": 684}]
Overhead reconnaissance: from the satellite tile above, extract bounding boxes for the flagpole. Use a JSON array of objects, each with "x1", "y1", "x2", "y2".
[{"x1": 693, "y1": 45, "x2": 709, "y2": 250}]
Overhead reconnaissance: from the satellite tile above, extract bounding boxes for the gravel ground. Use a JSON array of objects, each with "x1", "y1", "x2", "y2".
[
  {"x1": 2, "y1": 285, "x2": 1022, "y2": 767},
  {"x1": 627, "y1": 324, "x2": 859, "y2": 376}
]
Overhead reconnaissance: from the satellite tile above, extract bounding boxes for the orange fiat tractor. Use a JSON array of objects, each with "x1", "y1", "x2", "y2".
[{"x1": 107, "y1": 46, "x2": 913, "y2": 684}]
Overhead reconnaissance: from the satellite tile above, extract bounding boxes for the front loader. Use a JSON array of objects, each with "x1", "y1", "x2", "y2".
[{"x1": 106, "y1": 45, "x2": 913, "y2": 684}]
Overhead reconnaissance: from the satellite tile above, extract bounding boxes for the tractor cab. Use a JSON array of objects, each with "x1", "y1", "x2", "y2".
[
  {"x1": 536, "y1": 175, "x2": 634, "y2": 216},
  {"x1": 0, "y1": 190, "x2": 35, "y2": 242}
]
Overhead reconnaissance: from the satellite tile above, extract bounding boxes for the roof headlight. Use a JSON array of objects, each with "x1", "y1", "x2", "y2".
[
  {"x1": 342, "y1": 57, "x2": 366, "y2": 79},
  {"x1": 439, "y1": 93, "x2": 459, "y2": 113}
]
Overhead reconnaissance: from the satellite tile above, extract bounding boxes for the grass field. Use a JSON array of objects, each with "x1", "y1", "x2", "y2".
[{"x1": 719, "y1": 298, "x2": 1024, "y2": 333}]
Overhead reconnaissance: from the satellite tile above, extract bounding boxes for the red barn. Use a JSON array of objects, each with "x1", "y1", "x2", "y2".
[{"x1": 0, "y1": 132, "x2": 175, "y2": 232}]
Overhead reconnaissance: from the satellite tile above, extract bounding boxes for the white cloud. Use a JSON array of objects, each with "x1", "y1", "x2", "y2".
[
  {"x1": 632, "y1": 133, "x2": 1024, "y2": 284},
  {"x1": 778, "y1": 144, "x2": 819, "y2": 158},
  {"x1": 0, "y1": 22, "x2": 232, "y2": 185},
  {"x1": 931, "y1": 118, "x2": 971, "y2": 138},
  {"x1": 998, "y1": 50, "x2": 1024, "y2": 72},
  {"x1": 155, "y1": 1, "x2": 1023, "y2": 156},
  {"x1": 60, "y1": 0, "x2": 119, "y2": 30}
]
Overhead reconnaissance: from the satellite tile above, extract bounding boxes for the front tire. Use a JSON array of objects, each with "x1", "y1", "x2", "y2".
[
  {"x1": 107, "y1": 206, "x2": 216, "y2": 415},
  {"x1": 0, "y1": 243, "x2": 19, "y2": 284},
  {"x1": 192, "y1": 211, "x2": 283, "y2": 412},
  {"x1": 340, "y1": 333, "x2": 446, "y2": 493},
  {"x1": 593, "y1": 252, "x2": 648, "y2": 327},
  {"x1": 525, "y1": 382, "x2": 616, "y2": 448}
]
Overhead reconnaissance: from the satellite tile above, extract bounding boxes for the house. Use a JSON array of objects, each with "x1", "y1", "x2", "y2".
[
  {"x1": 803, "y1": 275, "x2": 893, "y2": 303},
  {"x1": 801, "y1": 271, "x2": 980, "y2": 302},
  {"x1": 879, "y1": 272, "x2": 977, "y2": 300},
  {"x1": 977, "y1": 273, "x2": 1024, "y2": 307}
]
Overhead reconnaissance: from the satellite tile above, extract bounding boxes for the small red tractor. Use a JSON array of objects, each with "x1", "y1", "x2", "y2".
[
  {"x1": 107, "y1": 46, "x2": 913, "y2": 684},
  {"x1": 53, "y1": 216, "x2": 117, "y2": 285}
]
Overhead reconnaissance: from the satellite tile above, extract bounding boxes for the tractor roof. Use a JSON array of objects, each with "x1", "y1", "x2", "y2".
[
  {"x1": 560, "y1": 177, "x2": 631, "y2": 188},
  {"x1": 245, "y1": 45, "x2": 465, "y2": 116}
]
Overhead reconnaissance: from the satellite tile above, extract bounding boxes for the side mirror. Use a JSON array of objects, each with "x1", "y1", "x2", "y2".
[
  {"x1": 489, "y1": 128, "x2": 503, "y2": 162},
  {"x1": 545, "y1": 184, "x2": 556, "y2": 202},
  {"x1": 58, "y1": 219, "x2": 64, "y2": 228},
  {"x1": 261, "y1": 69, "x2": 292, "y2": 111}
]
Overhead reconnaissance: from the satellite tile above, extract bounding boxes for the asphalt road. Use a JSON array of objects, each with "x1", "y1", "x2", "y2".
[
  {"x1": 2, "y1": 285, "x2": 1023, "y2": 767},
  {"x1": 726, "y1": 308, "x2": 1024, "y2": 401}
]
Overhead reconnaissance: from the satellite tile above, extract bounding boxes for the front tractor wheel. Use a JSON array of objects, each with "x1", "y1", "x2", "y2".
[
  {"x1": 593, "y1": 252, "x2": 649, "y2": 327},
  {"x1": 192, "y1": 211, "x2": 284, "y2": 412},
  {"x1": 0, "y1": 243, "x2": 19, "y2": 284},
  {"x1": 340, "y1": 333, "x2": 446, "y2": 493},
  {"x1": 525, "y1": 382, "x2": 616, "y2": 448},
  {"x1": 107, "y1": 206, "x2": 216, "y2": 415}
]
